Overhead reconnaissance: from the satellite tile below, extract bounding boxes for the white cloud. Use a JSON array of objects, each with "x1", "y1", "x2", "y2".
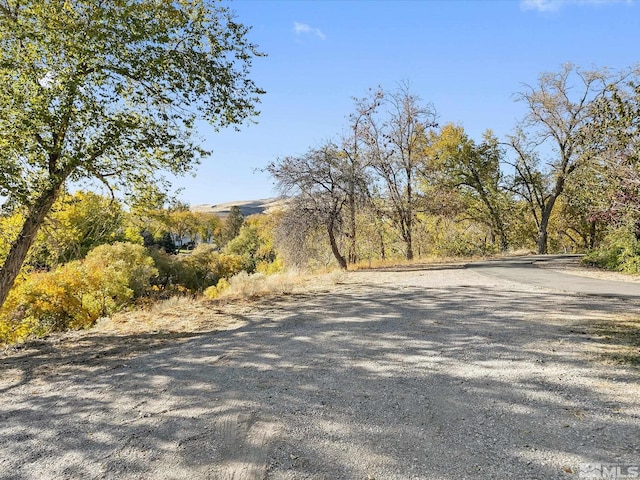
[
  {"x1": 520, "y1": 0, "x2": 633, "y2": 12},
  {"x1": 293, "y1": 21, "x2": 326, "y2": 40}
]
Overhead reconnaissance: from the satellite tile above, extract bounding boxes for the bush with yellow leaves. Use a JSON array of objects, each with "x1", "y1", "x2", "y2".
[{"x1": 0, "y1": 242, "x2": 157, "y2": 345}]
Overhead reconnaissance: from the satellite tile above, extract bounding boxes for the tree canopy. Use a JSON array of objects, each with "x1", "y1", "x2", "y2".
[{"x1": 0, "y1": 0, "x2": 264, "y2": 306}]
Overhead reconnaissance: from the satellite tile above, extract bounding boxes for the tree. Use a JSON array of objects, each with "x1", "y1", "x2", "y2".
[
  {"x1": 505, "y1": 64, "x2": 627, "y2": 254},
  {"x1": 0, "y1": 191, "x2": 128, "y2": 269},
  {"x1": 167, "y1": 209, "x2": 199, "y2": 250},
  {"x1": 267, "y1": 143, "x2": 365, "y2": 269},
  {"x1": 195, "y1": 213, "x2": 222, "y2": 245},
  {"x1": 0, "y1": 0, "x2": 263, "y2": 306},
  {"x1": 430, "y1": 124, "x2": 511, "y2": 251},
  {"x1": 224, "y1": 215, "x2": 277, "y2": 272},
  {"x1": 361, "y1": 84, "x2": 437, "y2": 260},
  {"x1": 338, "y1": 95, "x2": 378, "y2": 264},
  {"x1": 36, "y1": 191, "x2": 127, "y2": 265},
  {"x1": 585, "y1": 74, "x2": 640, "y2": 237},
  {"x1": 220, "y1": 206, "x2": 245, "y2": 245}
]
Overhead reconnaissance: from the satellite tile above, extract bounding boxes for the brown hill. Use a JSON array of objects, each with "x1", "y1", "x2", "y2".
[{"x1": 191, "y1": 198, "x2": 286, "y2": 218}]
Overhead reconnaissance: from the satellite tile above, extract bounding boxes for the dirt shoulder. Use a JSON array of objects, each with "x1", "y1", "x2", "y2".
[{"x1": 1, "y1": 266, "x2": 639, "y2": 479}]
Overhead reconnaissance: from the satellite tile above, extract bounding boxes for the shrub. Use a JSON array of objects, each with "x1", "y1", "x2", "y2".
[
  {"x1": 1, "y1": 261, "x2": 91, "y2": 337},
  {"x1": 82, "y1": 242, "x2": 158, "y2": 313},
  {"x1": 583, "y1": 226, "x2": 640, "y2": 274},
  {"x1": 173, "y1": 245, "x2": 246, "y2": 292},
  {"x1": 256, "y1": 256, "x2": 285, "y2": 275},
  {"x1": 0, "y1": 242, "x2": 157, "y2": 345},
  {"x1": 203, "y1": 278, "x2": 230, "y2": 300},
  {"x1": 211, "y1": 271, "x2": 298, "y2": 300},
  {"x1": 224, "y1": 217, "x2": 278, "y2": 272}
]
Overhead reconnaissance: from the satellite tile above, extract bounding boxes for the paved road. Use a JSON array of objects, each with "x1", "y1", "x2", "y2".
[{"x1": 466, "y1": 255, "x2": 640, "y2": 300}]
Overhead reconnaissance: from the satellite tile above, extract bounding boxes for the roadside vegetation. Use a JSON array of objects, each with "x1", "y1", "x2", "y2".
[
  {"x1": 0, "y1": 194, "x2": 289, "y2": 345},
  {"x1": 268, "y1": 69, "x2": 640, "y2": 274}
]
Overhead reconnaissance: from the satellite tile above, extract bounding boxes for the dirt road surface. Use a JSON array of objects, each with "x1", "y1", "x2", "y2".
[{"x1": 1, "y1": 258, "x2": 639, "y2": 479}]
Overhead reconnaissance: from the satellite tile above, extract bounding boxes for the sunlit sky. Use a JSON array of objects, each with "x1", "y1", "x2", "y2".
[{"x1": 171, "y1": 0, "x2": 639, "y2": 206}]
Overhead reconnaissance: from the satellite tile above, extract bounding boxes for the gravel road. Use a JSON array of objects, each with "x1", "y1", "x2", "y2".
[{"x1": 1, "y1": 261, "x2": 639, "y2": 479}]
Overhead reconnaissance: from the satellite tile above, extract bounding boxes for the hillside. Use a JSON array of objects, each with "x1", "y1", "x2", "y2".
[{"x1": 191, "y1": 197, "x2": 286, "y2": 218}]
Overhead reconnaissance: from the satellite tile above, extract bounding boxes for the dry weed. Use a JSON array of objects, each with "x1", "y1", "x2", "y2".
[{"x1": 216, "y1": 271, "x2": 304, "y2": 300}]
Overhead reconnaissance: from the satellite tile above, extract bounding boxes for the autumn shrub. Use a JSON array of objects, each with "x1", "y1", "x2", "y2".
[
  {"x1": 256, "y1": 255, "x2": 285, "y2": 275},
  {"x1": 0, "y1": 261, "x2": 90, "y2": 342},
  {"x1": 83, "y1": 242, "x2": 158, "y2": 310},
  {"x1": 0, "y1": 242, "x2": 157, "y2": 345},
  {"x1": 147, "y1": 247, "x2": 181, "y2": 292},
  {"x1": 172, "y1": 245, "x2": 246, "y2": 292},
  {"x1": 203, "y1": 278, "x2": 230, "y2": 300},
  {"x1": 224, "y1": 217, "x2": 278, "y2": 272}
]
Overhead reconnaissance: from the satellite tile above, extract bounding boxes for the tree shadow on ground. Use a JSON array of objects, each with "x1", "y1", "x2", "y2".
[
  {"x1": 590, "y1": 316, "x2": 640, "y2": 367},
  {"x1": 1, "y1": 278, "x2": 639, "y2": 479}
]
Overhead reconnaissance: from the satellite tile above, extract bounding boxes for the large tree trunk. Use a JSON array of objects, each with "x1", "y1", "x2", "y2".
[
  {"x1": 492, "y1": 214, "x2": 509, "y2": 252},
  {"x1": 379, "y1": 230, "x2": 386, "y2": 260},
  {"x1": 404, "y1": 223, "x2": 414, "y2": 260},
  {"x1": 347, "y1": 192, "x2": 357, "y2": 264},
  {"x1": 405, "y1": 236, "x2": 414, "y2": 261},
  {"x1": 499, "y1": 231, "x2": 509, "y2": 252},
  {"x1": 537, "y1": 196, "x2": 558, "y2": 255},
  {"x1": 0, "y1": 179, "x2": 65, "y2": 307},
  {"x1": 536, "y1": 227, "x2": 548, "y2": 255},
  {"x1": 327, "y1": 222, "x2": 347, "y2": 270},
  {"x1": 588, "y1": 220, "x2": 597, "y2": 250}
]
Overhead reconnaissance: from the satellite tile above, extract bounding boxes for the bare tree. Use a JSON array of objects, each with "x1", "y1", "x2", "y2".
[
  {"x1": 360, "y1": 84, "x2": 437, "y2": 260},
  {"x1": 266, "y1": 143, "x2": 368, "y2": 269},
  {"x1": 338, "y1": 96, "x2": 377, "y2": 264}
]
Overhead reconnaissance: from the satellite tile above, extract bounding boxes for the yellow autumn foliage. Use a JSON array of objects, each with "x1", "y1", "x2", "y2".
[{"x1": 0, "y1": 242, "x2": 156, "y2": 345}]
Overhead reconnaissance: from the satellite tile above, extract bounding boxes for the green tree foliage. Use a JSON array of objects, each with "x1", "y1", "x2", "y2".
[
  {"x1": 553, "y1": 171, "x2": 605, "y2": 251},
  {"x1": 0, "y1": 191, "x2": 128, "y2": 269},
  {"x1": 428, "y1": 124, "x2": 512, "y2": 251},
  {"x1": 37, "y1": 191, "x2": 127, "y2": 265},
  {"x1": 220, "y1": 206, "x2": 245, "y2": 246},
  {"x1": 583, "y1": 225, "x2": 640, "y2": 273},
  {"x1": 505, "y1": 64, "x2": 631, "y2": 254},
  {"x1": 195, "y1": 213, "x2": 222, "y2": 246},
  {"x1": 0, "y1": 0, "x2": 264, "y2": 307},
  {"x1": 167, "y1": 209, "x2": 200, "y2": 250}
]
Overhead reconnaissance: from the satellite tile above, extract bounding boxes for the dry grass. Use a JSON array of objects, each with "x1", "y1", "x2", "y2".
[
  {"x1": 590, "y1": 314, "x2": 640, "y2": 367},
  {"x1": 348, "y1": 249, "x2": 541, "y2": 271},
  {"x1": 95, "y1": 296, "x2": 241, "y2": 335},
  {"x1": 215, "y1": 271, "x2": 301, "y2": 300},
  {"x1": 352, "y1": 257, "x2": 444, "y2": 271},
  {"x1": 93, "y1": 270, "x2": 339, "y2": 337},
  {"x1": 350, "y1": 255, "x2": 474, "y2": 271}
]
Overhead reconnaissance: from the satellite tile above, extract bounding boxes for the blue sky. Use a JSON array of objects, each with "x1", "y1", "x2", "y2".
[{"x1": 173, "y1": 0, "x2": 639, "y2": 206}]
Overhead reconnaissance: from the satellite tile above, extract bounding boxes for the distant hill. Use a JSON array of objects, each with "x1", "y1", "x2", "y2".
[{"x1": 191, "y1": 198, "x2": 286, "y2": 218}]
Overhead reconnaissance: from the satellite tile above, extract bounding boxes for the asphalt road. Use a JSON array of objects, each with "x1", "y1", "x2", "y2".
[{"x1": 466, "y1": 255, "x2": 640, "y2": 300}]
